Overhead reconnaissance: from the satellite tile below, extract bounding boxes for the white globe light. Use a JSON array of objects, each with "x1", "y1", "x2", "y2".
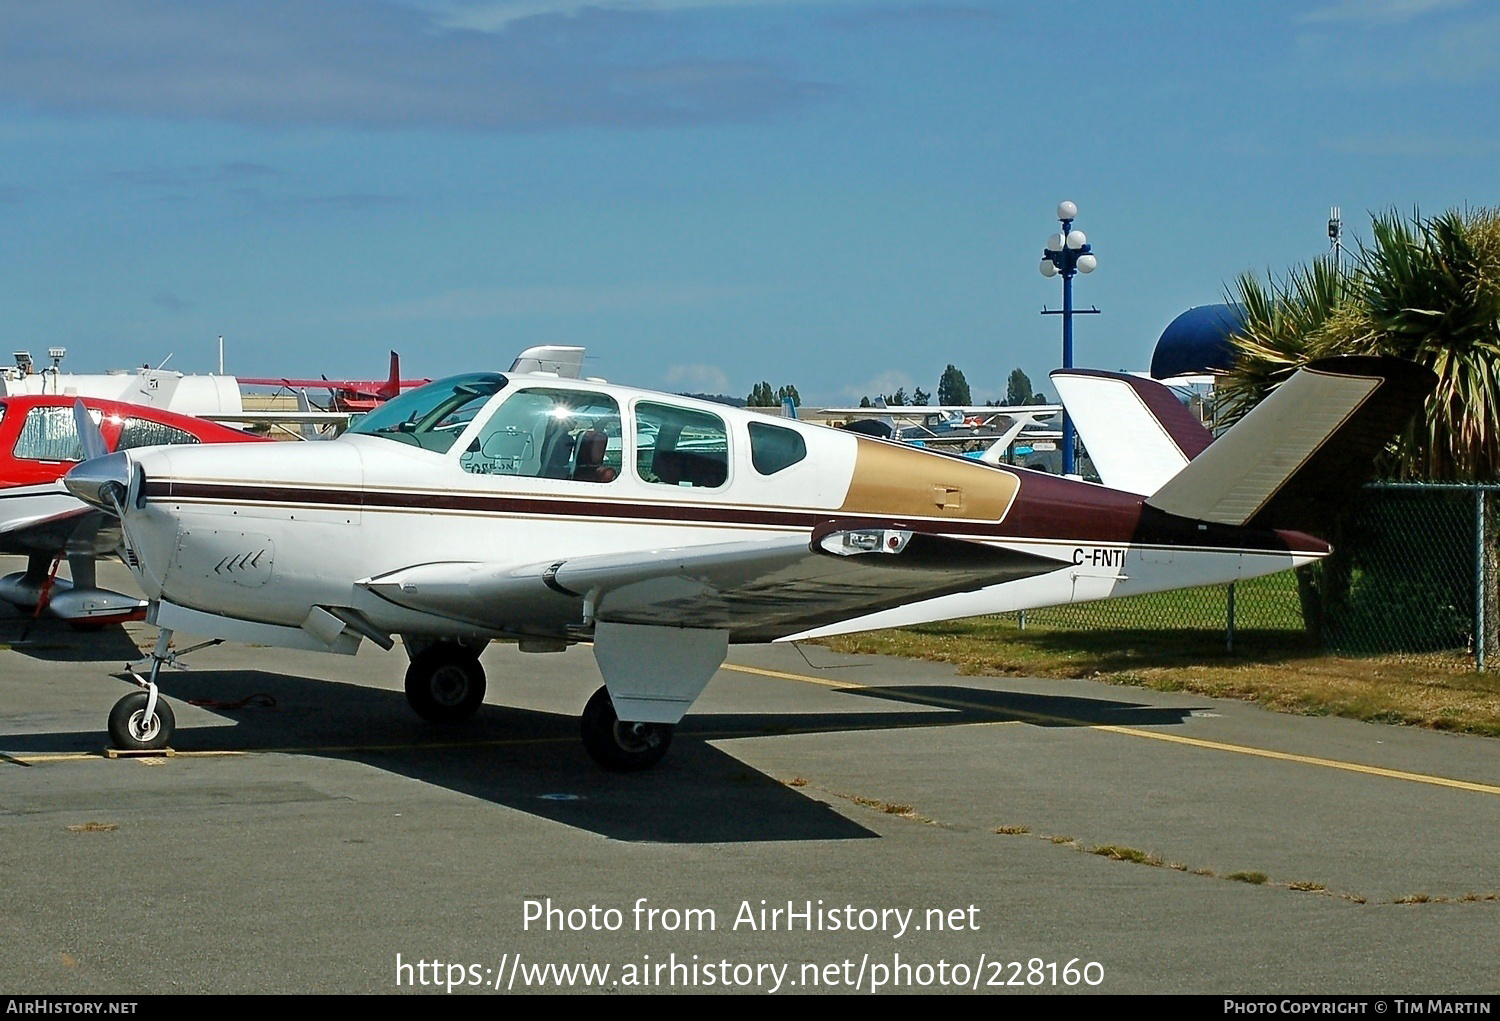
[
  {"x1": 1045, "y1": 232, "x2": 1064, "y2": 253},
  {"x1": 1056, "y1": 200, "x2": 1077, "y2": 221},
  {"x1": 1076, "y1": 253, "x2": 1098, "y2": 274},
  {"x1": 1066, "y1": 229, "x2": 1087, "y2": 250},
  {"x1": 1039, "y1": 258, "x2": 1058, "y2": 278}
]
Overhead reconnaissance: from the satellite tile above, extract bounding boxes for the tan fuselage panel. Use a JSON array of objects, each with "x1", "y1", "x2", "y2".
[{"x1": 838, "y1": 438, "x2": 1020, "y2": 521}]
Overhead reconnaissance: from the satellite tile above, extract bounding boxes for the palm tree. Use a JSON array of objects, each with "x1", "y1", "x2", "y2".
[
  {"x1": 1223, "y1": 206, "x2": 1500, "y2": 482},
  {"x1": 1342, "y1": 208, "x2": 1500, "y2": 481},
  {"x1": 1216, "y1": 255, "x2": 1361, "y2": 427},
  {"x1": 1223, "y1": 207, "x2": 1500, "y2": 657}
]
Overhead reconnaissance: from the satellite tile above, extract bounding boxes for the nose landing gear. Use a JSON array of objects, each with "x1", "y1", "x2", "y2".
[
  {"x1": 108, "y1": 628, "x2": 223, "y2": 752},
  {"x1": 111, "y1": 629, "x2": 177, "y2": 751},
  {"x1": 108, "y1": 689, "x2": 175, "y2": 751}
]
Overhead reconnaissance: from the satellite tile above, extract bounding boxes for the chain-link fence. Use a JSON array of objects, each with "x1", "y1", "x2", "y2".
[{"x1": 1014, "y1": 484, "x2": 1499, "y2": 669}]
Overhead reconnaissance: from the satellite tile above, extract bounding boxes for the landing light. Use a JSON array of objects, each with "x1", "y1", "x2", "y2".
[{"x1": 821, "y1": 528, "x2": 913, "y2": 557}]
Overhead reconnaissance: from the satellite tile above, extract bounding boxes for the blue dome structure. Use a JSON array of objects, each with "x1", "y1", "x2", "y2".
[{"x1": 1150, "y1": 303, "x2": 1246, "y2": 379}]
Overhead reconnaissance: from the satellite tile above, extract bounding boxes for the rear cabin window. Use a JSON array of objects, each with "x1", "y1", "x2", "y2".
[
  {"x1": 748, "y1": 421, "x2": 807, "y2": 475},
  {"x1": 635, "y1": 402, "x2": 728, "y2": 489},
  {"x1": 13, "y1": 406, "x2": 83, "y2": 462},
  {"x1": 461, "y1": 388, "x2": 622, "y2": 483},
  {"x1": 117, "y1": 418, "x2": 201, "y2": 450}
]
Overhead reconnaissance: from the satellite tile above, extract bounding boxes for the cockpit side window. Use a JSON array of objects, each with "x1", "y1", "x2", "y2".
[
  {"x1": 635, "y1": 402, "x2": 728, "y2": 489},
  {"x1": 117, "y1": 418, "x2": 201, "y2": 450},
  {"x1": 748, "y1": 421, "x2": 807, "y2": 475},
  {"x1": 461, "y1": 388, "x2": 622, "y2": 483},
  {"x1": 347, "y1": 373, "x2": 507, "y2": 454}
]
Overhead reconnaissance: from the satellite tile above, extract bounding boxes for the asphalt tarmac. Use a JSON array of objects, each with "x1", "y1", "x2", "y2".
[{"x1": 1, "y1": 561, "x2": 1497, "y2": 995}]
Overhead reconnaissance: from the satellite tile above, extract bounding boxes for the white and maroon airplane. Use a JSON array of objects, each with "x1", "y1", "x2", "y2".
[{"x1": 63, "y1": 346, "x2": 1433, "y2": 769}]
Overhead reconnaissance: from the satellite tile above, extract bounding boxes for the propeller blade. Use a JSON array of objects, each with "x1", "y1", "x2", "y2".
[{"x1": 73, "y1": 400, "x2": 109, "y2": 461}]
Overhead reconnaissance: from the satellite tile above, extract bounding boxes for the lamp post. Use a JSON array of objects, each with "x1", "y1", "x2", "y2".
[{"x1": 1039, "y1": 199, "x2": 1098, "y2": 477}]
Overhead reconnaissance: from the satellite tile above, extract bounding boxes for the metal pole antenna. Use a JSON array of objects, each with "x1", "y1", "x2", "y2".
[{"x1": 1328, "y1": 206, "x2": 1343, "y2": 276}]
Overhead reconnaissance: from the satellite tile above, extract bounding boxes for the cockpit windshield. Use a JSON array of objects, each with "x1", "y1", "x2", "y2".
[{"x1": 347, "y1": 373, "x2": 506, "y2": 453}]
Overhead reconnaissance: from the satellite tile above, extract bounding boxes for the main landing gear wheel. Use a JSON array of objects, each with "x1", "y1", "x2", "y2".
[
  {"x1": 580, "y1": 685, "x2": 673, "y2": 772},
  {"x1": 405, "y1": 644, "x2": 487, "y2": 723},
  {"x1": 108, "y1": 691, "x2": 176, "y2": 751}
]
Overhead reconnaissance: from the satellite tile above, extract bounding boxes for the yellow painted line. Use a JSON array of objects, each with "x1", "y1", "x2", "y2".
[
  {"x1": 3, "y1": 736, "x2": 577, "y2": 766},
  {"x1": 1090, "y1": 725, "x2": 1500, "y2": 796},
  {"x1": 5, "y1": 752, "x2": 99, "y2": 765},
  {"x1": 723, "y1": 662, "x2": 1500, "y2": 797},
  {"x1": 722, "y1": 663, "x2": 848, "y2": 688},
  {"x1": 3, "y1": 712, "x2": 1021, "y2": 766},
  {"x1": 723, "y1": 662, "x2": 1090, "y2": 721}
]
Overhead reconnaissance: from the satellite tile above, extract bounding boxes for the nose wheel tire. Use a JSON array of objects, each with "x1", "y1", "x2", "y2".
[
  {"x1": 404, "y1": 644, "x2": 487, "y2": 723},
  {"x1": 580, "y1": 685, "x2": 673, "y2": 771},
  {"x1": 108, "y1": 691, "x2": 176, "y2": 751}
]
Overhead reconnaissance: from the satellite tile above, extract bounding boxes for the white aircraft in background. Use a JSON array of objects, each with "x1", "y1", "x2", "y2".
[
  {"x1": 64, "y1": 346, "x2": 1433, "y2": 770},
  {"x1": 815, "y1": 401, "x2": 1064, "y2": 465}
]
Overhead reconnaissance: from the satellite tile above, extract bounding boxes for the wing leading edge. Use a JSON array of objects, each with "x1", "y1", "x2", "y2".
[{"x1": 358, "y1": 523, "x2": 1064, "y2": 643}]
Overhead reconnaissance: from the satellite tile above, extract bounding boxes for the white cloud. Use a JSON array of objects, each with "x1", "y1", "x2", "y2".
[
  {"x1": 372, "y1": 281, "x2": 758, "y2": 320},
  {"x1": 665, "y1": 363, "x2": 730, "y2": 392},
  {"x1": 436, "y1": 0, "x2": 860, "y2": 32},
  {"x1": 1298, "y1": 0, "x2": 1470, "y2": 25},
  {"x1": 840, "y1": 369, "x2": 913, "y2": 403},
  {"x1": 0, "y1": 1, "x2": 830, "y2": 132},
  {"x1": 1324, "y1": 132, "x2": 1500, "y2": 156}
]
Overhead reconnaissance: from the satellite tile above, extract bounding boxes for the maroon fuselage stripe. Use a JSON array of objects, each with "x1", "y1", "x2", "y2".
[{"x1": 143, "y1": 479, "x2": 1327, "y2": 556}]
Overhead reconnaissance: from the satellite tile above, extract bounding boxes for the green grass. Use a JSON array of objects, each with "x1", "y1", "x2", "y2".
[{"x1": 817, "y1": 583, "x2": 1500, "y2": 738}]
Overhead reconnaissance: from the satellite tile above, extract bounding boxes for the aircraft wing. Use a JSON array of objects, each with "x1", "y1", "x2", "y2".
[
  {"x1": 358, "y1": 523, "x2": 1064, "y2": 642},
  {"x1": 0, "y1": 502, "x2": 116, "y2": 557}
]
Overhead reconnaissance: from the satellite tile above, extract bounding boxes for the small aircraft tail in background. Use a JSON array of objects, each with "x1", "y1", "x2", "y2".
[
  {"x1": 378, "y1": 350, "x2": 401, "y2": 400},
  {"x1": 1050, "y1": 368, "x2": 1214, "y2": 496},
  {"x1": 239, "y1": 350, "x2": 429, "y2": 413}
]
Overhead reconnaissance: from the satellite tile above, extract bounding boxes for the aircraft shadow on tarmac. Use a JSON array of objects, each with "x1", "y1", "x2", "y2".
[
  {"x1": 0, "y1": 616, "x2": 146, "y2": 663},
  {"x1": 2, "y1": 660, "x2": 1195, "y2": 844}
]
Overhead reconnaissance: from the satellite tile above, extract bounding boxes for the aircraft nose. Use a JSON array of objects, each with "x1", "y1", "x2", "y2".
[{"x1": 64, "y1": 451, "x2": 133, "y2": 513}]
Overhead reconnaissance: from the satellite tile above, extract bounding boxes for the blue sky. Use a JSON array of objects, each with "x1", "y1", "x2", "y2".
[{"x1": 1, "y1": 0, "x2": 1494, "y2": 404}]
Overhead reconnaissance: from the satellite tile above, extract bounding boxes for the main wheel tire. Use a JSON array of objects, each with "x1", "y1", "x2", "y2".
[
  {"x1": 580, "y1": 685, "x2": 673, "y2": 771},
  {"x1": 107, "y1": 691, "x2": 176, "y2": 751},
  {"x1": 404, "y1": 644, "x2": 487, "y2": 723}
]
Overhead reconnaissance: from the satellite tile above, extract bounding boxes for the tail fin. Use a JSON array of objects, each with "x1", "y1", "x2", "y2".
[
  {"x1": 1050, "y1": 369, "x2": 1213, "y2": 495},
  {"x1": 1145, "y1": 356, "x2": 1435, "y2": 534},
  {"x1": 380, "y1": 351, "x2": 400, "y2": 399}
]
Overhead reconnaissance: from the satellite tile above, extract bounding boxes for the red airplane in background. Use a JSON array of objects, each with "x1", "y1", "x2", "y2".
[
  {"x1": 0, "y1": 395, "x2": 268, "y2": 626},
  {"x1": 239, "y1": 351, "x2": 430, "y2": 413}
]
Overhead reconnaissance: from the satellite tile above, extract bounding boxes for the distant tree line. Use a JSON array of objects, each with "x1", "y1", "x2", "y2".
[
  {"x1": 855, "y1": 364, "x2": 1049, "y2": 408},
  {"x1": 746, "y1": 382, "x2": 801, "y2": 408}
]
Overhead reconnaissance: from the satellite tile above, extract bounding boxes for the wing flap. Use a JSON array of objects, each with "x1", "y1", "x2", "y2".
[{"x1": 358, "y1": 524, "x2": 1064, "y2": 641}]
